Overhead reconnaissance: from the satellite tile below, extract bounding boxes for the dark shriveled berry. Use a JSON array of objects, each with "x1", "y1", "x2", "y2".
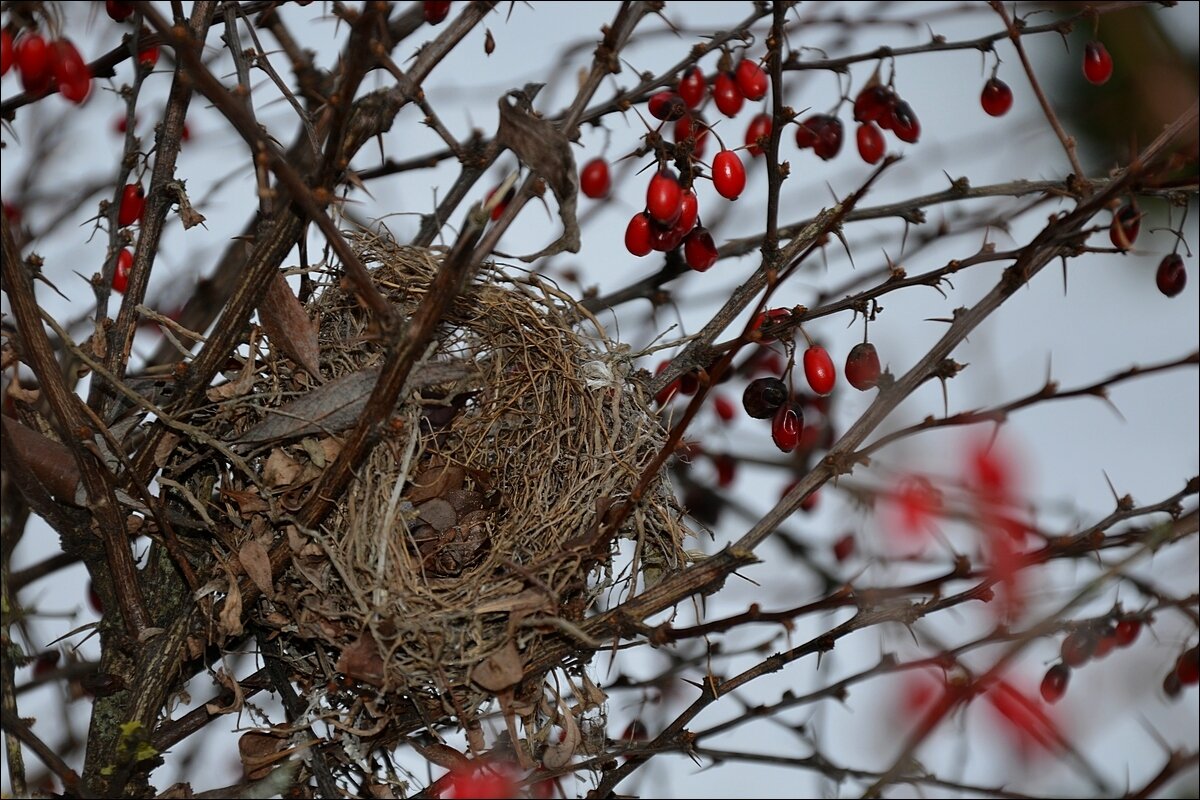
[
  {"x1": 743, "y1": 377, "x2": 788, "y2": 419},
  {"x1": 1156, "y1": 254, "x2": 1187, "y2": 297}
]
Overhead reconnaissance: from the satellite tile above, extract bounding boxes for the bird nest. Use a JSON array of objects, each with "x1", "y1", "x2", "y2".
[{"x1": 185, "y1": 232, "x2": 686, "y2": 747}]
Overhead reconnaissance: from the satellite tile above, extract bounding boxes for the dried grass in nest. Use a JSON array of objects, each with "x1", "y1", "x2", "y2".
[{"x1": 195, "y1": 232, "x2": 686, "y2": 744}]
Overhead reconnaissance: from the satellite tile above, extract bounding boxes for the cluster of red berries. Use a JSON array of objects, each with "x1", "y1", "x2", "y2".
[
  {"x1": 1040, "y1": 616, "x2": 1144, "y2": 703},
  {"x1": 1105, "y1": 200, "x2": 1189, "y2": 298},
  {"x1": 2, "y1": 27, "x2": 92, "y2": 103},
  {"x1": 621, "y1": 169, "x2": 723, "y2": 270}
]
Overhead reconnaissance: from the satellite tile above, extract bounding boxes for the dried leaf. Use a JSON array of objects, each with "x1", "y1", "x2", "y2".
[
  {"x1": 406, "y1": 464, "x2": 465, "y2": 504},
  {"x1": 335, "y1": 632, "x2": 386, "y2": 687},
  {"x1": 220, "y1": 486, "x2": 270, "y2": 515},
  {"x1": 444, "y1": 489, "x2": 484, "y2": 515},
  {"x1": 218, "y1": 579, "x2": 244, "y2": 638},
  {"x1": 238, "y1": 730, "x2": 288, "y2": 781},
  {"x1": 496, "y1": 87, "x2": 580, "y2": 261},
  {"x1": 418, "y1": 498, "x2": 457, "y2": 532},
  {"x1": 205, "y1": 666, "x2": 246, "y2": 715},
  {"x1": 1, "y1": 416, "x2": 80, "y2": 501},
  {"x1": 206, "y1": 356, "x2": 259, "y2": 401},
  {"x1": 239, "y1": 539, "x2": 274, "y2": 599},
  {"x1": 259, "y1": 271, "x2": 321, "y2": 379},
  {"x1": 470, "y1": 641, "x2": 523, "y2": 692},
  {"x1": 473, "y1": 589, "x2": 554, "y2": 616},
  {"x1": 300, "y1": 437, "x2": 326, "y2": 468},
  {"x1": 542, "y1": 698, "x2": 581, "y2": 770},
  {"x1": 233, "y1": 362, "x2": 474, "y2": 446},
  {"x1": 263, "y1": 449, "x2": 302, "y2": 488}
]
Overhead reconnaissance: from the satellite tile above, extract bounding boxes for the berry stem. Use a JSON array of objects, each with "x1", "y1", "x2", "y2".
[{"x1": 988, "y1": 2, "x2": 1086, "y2": 185}]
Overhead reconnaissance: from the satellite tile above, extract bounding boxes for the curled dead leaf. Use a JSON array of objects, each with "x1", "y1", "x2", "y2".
[
  {"x1": 239, "y1": 539, "x2": 275, "y2": 599},
  {"x1": 470, "y1": 641, "x2": 523, "y2": 692}
]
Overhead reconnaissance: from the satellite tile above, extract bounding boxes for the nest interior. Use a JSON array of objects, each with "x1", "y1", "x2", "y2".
[{"x1": 185, "y1": 233, "x2": 686, "y2": 736}]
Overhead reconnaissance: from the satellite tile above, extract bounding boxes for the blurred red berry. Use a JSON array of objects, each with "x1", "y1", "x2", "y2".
[
  {"x1": 1039, "y1": 664, "x2": 1070, "y2": 704},
  {"x1": 580, "y1": 158, "x2": 611, "y2": 199},
  {"x1": 1082, "y1": 40, "x2": 1112, "y2": 85},
  {"x1": 424, "y1": 1, "x2": 452, "y2": 25},
  {"x1": 678, "y1": 66, "x2": 706, "y2": 108}
]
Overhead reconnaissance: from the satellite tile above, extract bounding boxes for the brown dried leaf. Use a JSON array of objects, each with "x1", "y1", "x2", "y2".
[
  {"x1": 258, "y1": 271, "x2": 321, "y2": 379},
  {"x1": 153, "y1": 432, "x2": 181, "y2": 468},
  {"x1": 263, "y1": 449, "x2": 302, "y2": 488},
  {"x1": 233, "y1": 362, "x2": 474, "y2": 446},
  {"x1": 205, "y1": 667, "x2": 246, "y2": 715},
  {"x1": 218, "y1": 579, "x2": 244, "y2": 639},
  {"x1": 496, "y1": 87, "x2": 580, "y2": 261},
  {"x1": 470, "y1": 641, "x2": 523, "y2": 692},
  {"x1": 1, "y1": 416, "x2": 80, "y2": 501},
  {"x1": 206, "y1": 356, "x2": 259, "y2": 401},
  {"x1": 473, "y1": 589, "x2": 554, "y2": 616},
  {"x1": 335, "y1": 632, "x2": 386, "y2": 687},
  {"x1": 406, "y1": 464, "x2": 465, "y2": 504},
  {"x1": 542, "y1": 699, "x2": 581, "y2": 770},
  {"x1": 239, "y1": 539, "x2": 274, "y2": 599},
  {"x1": 220, "y1": 486, "x2": 270, "y2": 515},
  {"x1": 157, "y1": 782, "x2": 195, "y2": 798},
  {"x1": 238, "y1": 730, "x2": 287, "y2": 781},
  {"x1": 444, "y1": 489, "x2": 484, "y2": 515},
  {"x1": 418, "y1": 498, "x2": 457, "y2": 532}
]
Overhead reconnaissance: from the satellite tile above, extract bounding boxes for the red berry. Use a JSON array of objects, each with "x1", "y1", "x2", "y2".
[
  {"x1": 800, "y1": 488, "x2": 819, "y2": 512},
  {"x1": 751, "y1": 307, "x2": 791, "y2": 343},
  {"x1": 713, "y1": 71, "x2": 744, "y2": 117},
  {"x1": 797, "y1": 114, "x2": 843, "y2": 160},
  {"x1": 832, "y1": 533, "x2": 856, "y2": 562},
  {"x1": 734, "y1": 59, "x2": 768, "y2": 101},
  {"x1": 980, "y1": 77, "x2": 1013, "y2": 117},
  {"x1": 625, "y1": 212, "x2": 653, "y2": 257},
  {"x1": 771, "y1": 400, "x2": 805, "y2": 453},
  {"x1": 113, "y1": 248, "x2": 134, "y2": 293},
  {"x1": 844, "y1": 342, "x2": 881, "y2": 390},
  {"x1": 712, "y1": 150, "x2": 746, "y2": 200},
  {"x1": 1163, "y1": 669, "x2": 1183, "y2": 698},
  {"x1": 1177, "y1": 646, "x2": 1199, "y2": 685},
  {"x1": 712, "y1": 394, "x2": 736, "y2": 423},
  {"x1": 88, "y1": 581, "x2": 104, "y2": 614},
  {"x1": 2, "y1": 202, "x2": 21, "y2": 225},
  {"x1": 653, "y1": 361, "x2": 680, "y2": 405},
  {"x1": 1109, "y1": 203, "x2": 1140, "y2": 249},
  {"x1": 32, "y1": 651, "x2": 60, "y2": 679},
  {"x1": 118, "y1": 184, "x2": 145, "y2": 227},
  {"x1": 138, "y1": 44, "x2": 159, "y2": 69},
  {"x1": 1060, "y1": 629, "x2": 1096, "y2": 668},
  {"x1": 803, "y1": 346, "x2": 836, "y2": 396},
  {"x1": 1082, "y1": 40, "x2": 1112, "y2": 85},
  {"x1": 678, "y1": 370, "x2": 700, "y2": 396},
  {"x1": 1092, "y1": 624, "x2": 1118, "y2": 660},
  {"x1": 1156, "y1": 254, "x2": 1187, "y2": 297},
  {"x1": 684, "y1": 227, "x2": 719, "y2": 272},
  {"x1": 443, "y1": 763, "x2": 517, "y2": 800},
  {"x1": 106, "y1": 1, "x2": 136, "y2": 21},
  {"x1": 424, "y1": 1, "x2": 452, "y2": 25},
  {"x1": 646, "y1": 170, "x2": 683, "y2": 226},
  {"x1": 678, "y1": 66, "x2": 706, "y2": 109},
  {"x1": 853, "y1": 85, "x2": 892, "y2": 123},
  {"x1": 1114, "y1": 618, "x2": 1142, "y2": 647},
  {"x1": 648, "y1": 90, "x2": 687, "y2": 122},
  {"x1": 1040, "y1": 664, "x2": 1070, "y2": 704},
  {"x1": 1, "y1": 30, "x2": 13, "y2": 76},
  {"x1": 745, "y1": 112, "x2": 772, "y2": 157},
  {"x1": 674, "y1": 114, "x2": 710, "y2": 159},
  {"x1": 889, "y1": 100, "x2": 920, "y2": 143},
  {"x1": 649, "y1": 217, "x2": 686, "y2": 253},
  {"x1": 52, "y1": 40, "x2": 92, "y2": 105},
  {"x1": 713, "y1": 453, "x2": 737, "y2": 488},
  {"x1": 580, "y1": 158, "x2": 611, "y2": 199},
  {"x1": 742, "y1": 377, "x2": 788, "y2": 419},
  {"x1": 16, "y1": 33, "x2": 53, "y2": 96},
  {"x1": 675, "y1": 189, "x2": 699, "y2": 234},
  {"x1": 485, "y1": 184, "x2": 515, "y2": 221},
  {"x1": 855, "y1": 122, "x2": 884, "y2": 165}
]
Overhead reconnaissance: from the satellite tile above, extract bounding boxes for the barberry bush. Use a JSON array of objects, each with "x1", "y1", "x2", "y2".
[{"x1": 2, "y1": 2, "x2": 1197, "y2": 798}]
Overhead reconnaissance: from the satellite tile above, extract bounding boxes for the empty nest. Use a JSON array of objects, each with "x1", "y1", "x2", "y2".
[{"x1": 187, "y1": 231, "x2": 687, "y2": 746}]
